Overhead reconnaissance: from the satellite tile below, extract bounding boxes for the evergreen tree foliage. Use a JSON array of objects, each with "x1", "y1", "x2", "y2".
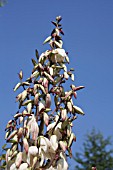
[
  {"x1": 73, "y1": 129, "x2": 113, "y2": 170},
  {"x1": 0, "y1": 0, "x2": 7, "y2": 7}
]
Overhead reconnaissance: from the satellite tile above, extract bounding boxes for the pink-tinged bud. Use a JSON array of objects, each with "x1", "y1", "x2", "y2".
[
  {"x1": 24, "y1": 119, "x2": 27, "y2": 128},
  {"x1": 22, "y1": 110, "x2": 31, "y2": 117},
  {"x1": 30, "y1": 116, "x2": 39, "y2": 140},
  {"x1": 18, "y1": 127, "x2": 23, "y2": 139},
  {"x1": 23, "y1": 138, "x2": 29, "y2": 154},
  {"x1": 39, "y1": 84, "x2": 46, "y2": 94},
  {"x1": 33, "y1": 84, "x2": 38, "y2": 95},
  {"x1": 43, "y1": 71, "x2": 54, "y2": 82},
  {"x1": 34, "y1": 93, "x2": 39, "y2": 106},
  {"x1": 29, "y1": 146, "x2": 38, "y2": 156},
  {"x1": 14, "y1": 113, "x2": 22, "y2": 119},
  {"x1": 12, "y1": 145, "x2": 17, "y2": 153},
  {"x1": 71, "y1": 85, "x2": 85, "y2": 91},
  {"x1": 15, "y1": 152, "x2": 22, "y2": 168},
  {"x1": 43, "y1": 78, "x2": 48, "y2": 88},
  {"x1": 6, "y1": 130, "x2": 17, "y2": 141},
  {"x1": 43, "y1": 112, "x2": 49, "y2": 126},
  {"x1": 61, "y1": 109, "x2": 67, "y2": 120},
  {"x1": 68, "y1": 133, "x2": 76, "y2": 147},
  {"x1": 19, "y1": 116, "x2": 23, "y2": 124},
  {"x1": 45, "y1": 93, "x2": 51, "y2": 108},
  {"x1": 38, "y1": 78, "x2": 43, "y2": 84},
  {"x1": 61, "y1": 91, "x2": 72, "y2": 100},
  {"x1": 10, "y1": 163, "x2": 17, "y2": 170},
  {"x1": 73, "y1": 92, "x2": 77, "y2": 98},
  {"x1": 11, "y1": 150, "x2": 18, "y2": 158},
  {"x1": 59, "y1": 141, "x2": 67, "y2": 151},
  {"x1": 8, "y1": 119, "x2": 13, "y2": 124},
  {"x1": 38, "y1": 63, "x2": 44, "y2": 71},
  {"x1": 47, "y1": 122, "x2": 56, "y2": 131},
  {"x1": 67, "y1": 125, "x2": 72, "y2": 137}
]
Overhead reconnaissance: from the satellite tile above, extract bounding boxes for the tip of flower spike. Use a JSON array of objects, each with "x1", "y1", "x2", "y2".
[{"x1": 56, "y1": 16, "x2": 62, "y2": 22}]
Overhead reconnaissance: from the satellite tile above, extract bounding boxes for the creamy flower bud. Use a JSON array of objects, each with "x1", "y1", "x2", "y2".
[
  {"x1": 18, "y1": 127, "x2": 23, "y2": 138},
  {"x1": 38, "y1": 101, "x2": 45, "y2": 112},
  {"x1": 29, "y1": 146, "x2": 38, "y2": 156},
  {"x1": 23, "y1": 138, "x2": 29, "y2": 154},
  {"x1": 50, "y1": 135, "x2": 58, "y2": 151},
  {"x1": 45, "y1": 93, "x2": 51, "y2": 108},
  {"x1": 10, "y1": 163, "x2": 17, "y2": 170},
  {"x1": 61, "y1": 109, "x2": 67, "y2": 120},
  {"x1": 15, "y1": 152, "x2": 22, "y2": 168},
  {"x1": 64, "y1": 72, "x2": 69, "y2": 79},
  {"x1": 21, "y1": 90, "x2": 27, "y2": 101},
  {"x1": 43, "y1": 112, "x2": 49, "y2": 126},
  {"x1": 18, "y1": 163, "x2": 28, "y2": 170},
  {"x1": 67, "y1": 101, "x2": 72, "y2": 112},
  {"x1": 34, "y1": 93, "x2": 39, "y2": 105},
  {"x1": 51, "y1": 48, "x2": 67, "y2": 63},
  {"x1": 59, "y1": 141, "x2": 67, "y2": 151},
  {"x1": 27, "y1": 102, "x2": 32, "y2": 114}
]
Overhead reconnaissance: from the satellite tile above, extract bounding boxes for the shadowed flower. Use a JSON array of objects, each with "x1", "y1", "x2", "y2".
[{"x1": 51, "y1": 48, "x2": 67, "y2": 63}]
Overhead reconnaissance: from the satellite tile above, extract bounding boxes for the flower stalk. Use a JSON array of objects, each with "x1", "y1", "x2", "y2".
[{"x1": 0, "y1": 16, "x2": 84, "y2": 170}]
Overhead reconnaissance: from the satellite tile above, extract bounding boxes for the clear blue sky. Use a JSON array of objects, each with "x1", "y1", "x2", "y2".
[{"x1": 0, "y1": 0, "x2": 113, "y2": 168}]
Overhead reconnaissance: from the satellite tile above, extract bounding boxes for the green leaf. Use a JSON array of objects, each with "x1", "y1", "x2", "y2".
[{"x1": 2, "y1": 144, "x2": 7, "y2": 150}]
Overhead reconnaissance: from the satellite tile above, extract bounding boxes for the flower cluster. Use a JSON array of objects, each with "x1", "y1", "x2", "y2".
[{"x1": 0, "y1": 16, "x2": 84, "y2": 170}]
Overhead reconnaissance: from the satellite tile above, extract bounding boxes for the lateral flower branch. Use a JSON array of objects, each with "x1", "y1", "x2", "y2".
[{"x1": 0, "y1": 16, "x2": 85, "y2": 170}]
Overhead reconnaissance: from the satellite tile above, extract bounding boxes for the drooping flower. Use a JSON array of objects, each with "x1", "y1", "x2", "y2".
[
  {"x1": 50, "y1": 48, "x2": 68, "y2": 63},
  {"x1": 57, "y1": 152, "x2": 68, "y2": 170},
  {"x1": 27, "y1": 115, "x2": 39, "y2": 140},
  {"x1": 28, "y1": 146, "x2": 38, "y2": 156}
]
